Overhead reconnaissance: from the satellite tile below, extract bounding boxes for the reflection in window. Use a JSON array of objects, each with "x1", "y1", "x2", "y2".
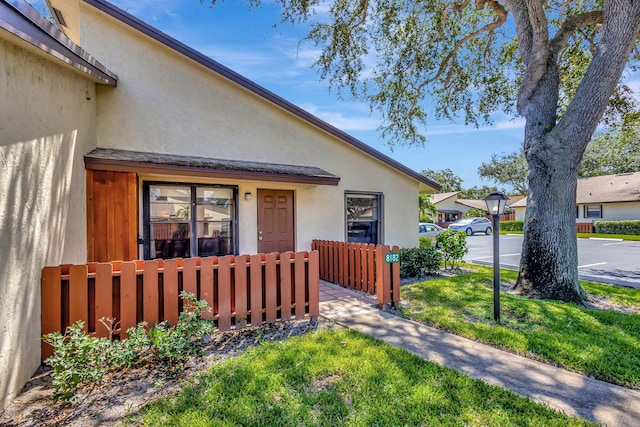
[
  {"x1": 346, "y1": 193, "x2": 382, "y2": 244},
  {"x1": 145, "y1": 183, "x2": 236, "y2": 259}
]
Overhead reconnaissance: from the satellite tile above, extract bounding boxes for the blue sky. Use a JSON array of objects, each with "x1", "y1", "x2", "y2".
[{"x1": 29, "y1": 0, "x2": 529, "y2": 188}]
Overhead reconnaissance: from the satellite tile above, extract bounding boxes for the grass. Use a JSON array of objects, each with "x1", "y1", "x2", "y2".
[
  {"x1": 397, "y1": 265, "x2": 640, "y2": 388},
  {"x1": 499, "y1": 230, "x2": 640, "y2": 241},
  {"x1": 137, "y1": 329, "x2": 591, "y2": 426}
]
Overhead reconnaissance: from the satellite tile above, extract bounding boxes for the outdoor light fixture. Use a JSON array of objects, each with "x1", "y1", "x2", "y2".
[
  {"x1": 484, "y1": 192, "x2": 508, "y2": 322},
  {"x1": 244, "y1": 192, "x2": 253, "y2": 201}
]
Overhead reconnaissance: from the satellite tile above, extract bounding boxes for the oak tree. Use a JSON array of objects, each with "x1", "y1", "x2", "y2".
[{"x1": 207, "y1": 0, "x2": 640, "y2": 303}]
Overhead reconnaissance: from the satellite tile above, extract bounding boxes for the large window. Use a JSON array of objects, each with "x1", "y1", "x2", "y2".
[
  {"x1": 345, "y1": 192, "x2": 383, "y2": 244},
  {"x1": 143, "y1": 183, "x2": 237, "y2": 259}
]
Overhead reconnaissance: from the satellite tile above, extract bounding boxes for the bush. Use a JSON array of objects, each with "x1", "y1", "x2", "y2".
[
  {"x1": 436, "y1": 230, "x2": 468, "y2": 270},
  {"x1": 594, "y1": 220, "x2": 640, "y2": 235},
  {"x1": 42, "y1": 292, "x2": 213, "y2": 403},
  {"x1": 419, "y1": 236, "x2": 436, "y2": 248},
  {"x1": 500, "y1": 220, "x2": 524, "y2": 231},
  {"x1": 400, "y1": 246, "x2": 442, "y2": 278}
]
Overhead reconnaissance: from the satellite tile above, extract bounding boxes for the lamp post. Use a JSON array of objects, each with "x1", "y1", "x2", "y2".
[{"x1": 484, "y1": 192, "x2": 508, "y2": 322}]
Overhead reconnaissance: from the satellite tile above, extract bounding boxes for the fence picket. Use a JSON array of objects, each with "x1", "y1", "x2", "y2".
[
  {"x1": 162, "y1": 259, "x2": 179, "y2": 327},
  {"x1": 250, "y1": 254, "x2": 263, "y2": 326},
  {"x1": 265, "y1": 253, "x2": 278, "y2": 323},
  {"x1": 142, "y1": 261, "x2": 159, "y2": 326},
  {"x1": 218, "y1": 256, "x2": 232, "y2": 331},
  {"x1": 234, "y1": 255, "x2": 248, "y2": 328},
  {"x1": 120, "y1": 262, "x2": 137, "y2": 337},
  {"x1": 41, "y1": 266, "x2": 62, "y2": 360},
  {"x1": 280, "y1": 251, "x2": 294, "y2": 321},
  {"x1": 69, "y1": 265, "x2": 88, "y2": 332},
  {"x1": 183, "y1": 258, "x2": 198, "y2": 297},
  {"x1": 295, "y1": 252, "x2": 306, "y2": 318},
  {"x1": 95, "y1": 263, "x2": 114, "y2": 337},
  {"x1": 308, "y1": 250, "x2": 319, "y2": 319},
  {"x1": 200, "y1": 257, "x2": 215, "y2": 320}
]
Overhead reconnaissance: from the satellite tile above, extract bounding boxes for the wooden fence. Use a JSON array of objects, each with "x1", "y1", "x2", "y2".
[
  {"x1": 577, "y1": 222, "x2": 593, "y2": 233},
  {"x1": 311, "y1": 240, "x2": 400, "y2": 308},
  {"x1": 41, "y1": 251, "x2": 319, "y2": 361}
]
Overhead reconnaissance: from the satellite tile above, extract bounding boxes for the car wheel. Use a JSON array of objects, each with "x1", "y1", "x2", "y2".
[
  {"x1": 465, "y1": 228, "x2": 473, "y2": 236},
  {"x1": 485, "y1": 227, "x2": 492, "y2": 235}
]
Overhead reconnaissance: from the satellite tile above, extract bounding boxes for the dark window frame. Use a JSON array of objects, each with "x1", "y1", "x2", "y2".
[
  {"x1": 142, "y1": 181, "x2": 239, "y2": 260},
  {"x1": 583, "y1": 204, "x2": 603, "y2": 219},
  {"x1": 344, "y1": 191, "x2": 384, "y2": 245}
]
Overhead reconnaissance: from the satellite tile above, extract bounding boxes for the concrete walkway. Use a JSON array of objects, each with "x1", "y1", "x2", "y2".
[{"x1": 319, "y1": 281, "x2": 640, "y2": 427}]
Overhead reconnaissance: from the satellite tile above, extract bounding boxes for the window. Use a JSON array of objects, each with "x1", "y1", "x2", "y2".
[
  {"x1": 143, "y1": 183, "x2": 237, "y2": 259},
  {"x1": 583, "y1": 204, "x2": 602, "y2": 219},
  {"x1": 345, "y1": 192, "x2": 383, "y2": 244}
]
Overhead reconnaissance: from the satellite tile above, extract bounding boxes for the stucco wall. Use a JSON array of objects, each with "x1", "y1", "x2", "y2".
[
  {"x1": 0, "y1": 39, "x2": 95, "y2": 409},
  {"x1": 80, "y1": 5, "x2": 422, "y2": 250},
  {"x1": 577, "y1": 202, "x2": 640, "y2": 222}
]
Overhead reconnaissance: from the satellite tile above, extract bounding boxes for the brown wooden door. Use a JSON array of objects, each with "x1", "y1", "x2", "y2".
[
  {"x1": 257, "y1": 189, "x2": 294, "y2": 253},
  {"x1": 86, "y1": 170, "x2": 138, "y2": 262}
]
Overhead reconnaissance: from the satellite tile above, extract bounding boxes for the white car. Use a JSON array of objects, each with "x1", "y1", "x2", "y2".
[
  {"x1": 419, "y1": 222, "x2": 446, "y2": 237},
  {"x1": 448, "y1": 217, "x2": 493, "y2": 235}
]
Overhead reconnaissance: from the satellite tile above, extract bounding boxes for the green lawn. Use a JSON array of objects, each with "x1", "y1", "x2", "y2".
[
  {"x1": 137, "y1": 329, "x2": 591, "y2": 426},
  {"x1": 397, "y1": 266, "x2": 640, "y2": 388}
]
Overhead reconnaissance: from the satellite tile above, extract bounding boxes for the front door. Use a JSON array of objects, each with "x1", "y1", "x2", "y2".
[{"x1": 257, "y1": 189, "x2": 294, "y2": 253}]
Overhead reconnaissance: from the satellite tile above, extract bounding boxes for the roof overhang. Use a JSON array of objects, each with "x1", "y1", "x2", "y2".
[
  {"x1": 0, "y1": 0, "x2": 117, "y2": 85},
  {"x1": 85, "y1": 148, "x2": 340, "y2": 186}
]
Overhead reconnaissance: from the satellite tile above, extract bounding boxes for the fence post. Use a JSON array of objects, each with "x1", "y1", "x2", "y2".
[
  {"x1": 391, "y1": 245, "x2": 401, "y2": 305},
  {"x1": 376, "y1": 245, "x2": 391, "y2": 308},
  {"x1": 41, "y1": 266, "x2": 62, "y2": 361},
  {"x1": 308, "y1": 250, "x2": 320, "y2": 320}
]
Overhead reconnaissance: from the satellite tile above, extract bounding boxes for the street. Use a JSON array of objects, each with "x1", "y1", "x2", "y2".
[{"x1": 464, "y1": 234, "x2": 640, "y2": 289}]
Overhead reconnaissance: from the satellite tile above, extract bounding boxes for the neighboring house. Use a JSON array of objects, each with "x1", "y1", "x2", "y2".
[
  {"x1": 512, "y1": 172, "x2": 640, "y2": 225},
  {"x1": 430, "y1": 192, "x2": 489, "y2": 226},
  {"x1": 0, "y1": 0, "x2": 439, "y2": 409}
]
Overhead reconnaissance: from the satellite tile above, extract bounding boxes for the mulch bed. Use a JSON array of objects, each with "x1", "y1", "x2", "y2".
[{"x1": 0, "y1": 318, "x2": 340, "y2": 426}]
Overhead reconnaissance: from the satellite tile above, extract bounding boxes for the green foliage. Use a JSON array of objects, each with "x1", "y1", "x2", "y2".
[
  {"x1": 418, "y1": 193, "x2": 437, "y2": 222},
  {"x1": 594, "y1": 220, "x2": 640, "y2": 235},
  {"x1": 580, "y1": 127, "x2": 640, "y2": 177},
  {"x1": 436, "y1": 230, "x2": 468, "y2": 270},
  {"x1": 478, "y1": 151, "x2": 529, "y2": 196},
  {"x1": 462, "y1": 207, "x2": 487, "y2": 218},
  {"x1": 500, "y1": 220, "x2": 524, "y2": 231},
  {"x1": 419, "y1": 236, "x2": 435, "y2": 248},
  {"x1": 399, "y1": 246, "x2": 442, "y2": 278},
  {"x1": 42, "y1": 292, "x2": 213, "y2": 403},
  {"x1": 458, "y1": 185, "x2": 502, "y2": 200},
  {"x1": 420, "y1": 168, "x2": 462, "y2": 193},
  {"x1": 43, "y1": 322, "x2": 120, "y2": 403}
]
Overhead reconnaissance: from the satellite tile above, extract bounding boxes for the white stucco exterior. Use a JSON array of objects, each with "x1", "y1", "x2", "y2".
[
  {"x1": 0, "y1": 38, "x2": 96, "y2": 409},
  {"x1": 1, "y1": 0, "x2": 437, "y2": 409},
  {"x1": 75, "y1": 3, "x2": 425, "y2": 250}
]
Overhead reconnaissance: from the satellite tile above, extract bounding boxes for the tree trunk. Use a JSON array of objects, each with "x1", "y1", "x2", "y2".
[{"x1": 516, "y1": 136, "x2": 586, "y2": 304}]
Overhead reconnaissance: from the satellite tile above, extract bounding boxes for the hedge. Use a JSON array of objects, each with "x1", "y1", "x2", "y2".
[
  {"x1": 594, "y1": 220, "x2": 640, "y2": 235},
  {"x1": 499, "y1": 220, "x2": 524, "y2": 231}
]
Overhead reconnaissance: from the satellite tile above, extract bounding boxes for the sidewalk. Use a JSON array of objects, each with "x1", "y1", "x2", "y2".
[{"x1": 319, "y1": 280, "x2": 640, "y2": 427}]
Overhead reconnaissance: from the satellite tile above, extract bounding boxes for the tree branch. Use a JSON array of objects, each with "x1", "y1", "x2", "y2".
[
  {"x1": 427, "y1": 0, "x2": 508, "y2": 84},
  {"x1": 517, "y1": 0, "x2": 550, "y2": 113},
  {"x1": 350, "y1": 0, "x2": 370, "y2": 31},
  {"x1": 550, "y1": 11, "x2": 604, "y2": 56}
]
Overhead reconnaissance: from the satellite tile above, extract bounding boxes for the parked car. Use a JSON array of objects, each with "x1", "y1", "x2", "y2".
[
  {"x1": 448, "y1": 217, "x2": 493, "y2": 235},
  {"x1": 419, "y1": 222, "x2": 446, "y2": 237}
]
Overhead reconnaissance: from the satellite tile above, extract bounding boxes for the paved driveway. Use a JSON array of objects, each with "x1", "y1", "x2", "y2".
[{"x1": 464, "y1": 234, "x2": 640, "y2": 289}]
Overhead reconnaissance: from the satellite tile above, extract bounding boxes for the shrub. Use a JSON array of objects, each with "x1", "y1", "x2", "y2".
[
  {"x1": 500, "y1": 220, "x2": 524, "y2": 231},
  {"x1": 436, "y1": 230, "x2": 468, "y2": 270},
  {"x1": 400, "y1": 246, "x2": 442, "y2": 278},
  {"x1": 594, "y1": 220, "x2": 640, "y2": 235},
  {"x1": 42, "y1": 292, "x2": 213, "y2": 403},
  {"x1": 419, "y1": 236, "x2": 436, "y2": 248}
]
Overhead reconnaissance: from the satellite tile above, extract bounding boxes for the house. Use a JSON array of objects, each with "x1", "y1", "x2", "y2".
[
  {"x1": 0, "y1": 0, "x2": 439, "y2": 408},
  {"x1": 512, "y1": 172, "x2": 640, "y2": 228}
]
